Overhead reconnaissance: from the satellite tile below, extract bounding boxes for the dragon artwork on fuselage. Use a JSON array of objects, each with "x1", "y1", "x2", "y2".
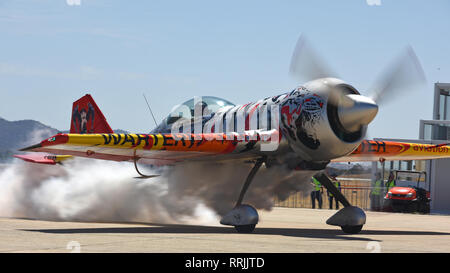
[{"x1": 280, "y1": 87, "x2": 324, "y2": 150}]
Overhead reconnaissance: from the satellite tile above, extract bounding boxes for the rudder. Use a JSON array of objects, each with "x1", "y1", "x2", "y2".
[{"x1": 70, "y1": 94, "x2": 114, "y2": 134}]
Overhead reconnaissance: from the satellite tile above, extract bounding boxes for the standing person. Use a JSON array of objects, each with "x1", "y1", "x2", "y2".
[
  {"x1": 370, "y1": 173, "x2": 383, "y2": 211},
  {"x1": 311, "y1": 177, "x2": 323, "y2": 209},
  {"x1": 327, "y1": 174, "x2": 341, "y2": 210},
  {"x1": 386, "y1": 171, "x2": 396, "y2": 193}
]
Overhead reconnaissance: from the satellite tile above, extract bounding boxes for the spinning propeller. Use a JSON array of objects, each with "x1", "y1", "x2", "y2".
[{"x1": 289, "y1": 35, "x2": 427, "y2": 135}]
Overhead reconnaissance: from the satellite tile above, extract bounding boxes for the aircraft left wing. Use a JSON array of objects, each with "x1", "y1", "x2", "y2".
[
  {"x1": 19, "y1": 132, "x2": 277, "y2": 165},
  {"x1": 333, "y1": 140, "x2": 450, "y2": 162}
]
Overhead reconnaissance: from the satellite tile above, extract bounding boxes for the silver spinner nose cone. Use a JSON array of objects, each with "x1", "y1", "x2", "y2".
[{"x1": 337, "y1": 94, "x2": 378, "y2": 132}]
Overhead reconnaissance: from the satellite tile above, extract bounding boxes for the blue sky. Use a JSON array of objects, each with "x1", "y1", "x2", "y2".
[{"x1": 0, "y1": 0, "x2": 449, "y2": 139}]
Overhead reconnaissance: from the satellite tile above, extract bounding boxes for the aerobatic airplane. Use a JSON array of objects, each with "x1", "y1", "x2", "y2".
[{"x1": 16, "y1": 36, "x2": 450, "y2": 234}]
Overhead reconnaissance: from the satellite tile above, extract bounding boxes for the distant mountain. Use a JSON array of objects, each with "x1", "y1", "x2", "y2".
[
  {"x1": 326, "y1": 162, "x2": 372, "y2": 176},
  {"x1": 0, "y1": 117, "x2": 59, "y2": 162},
  {"x1": 0, "y1": 117, "x2": 128, "y2": 162},
  {"x1": 59, "y1": 129, "x2": 130, "y2": 134}
]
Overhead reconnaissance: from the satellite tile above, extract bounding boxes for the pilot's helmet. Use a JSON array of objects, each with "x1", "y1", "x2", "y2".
[{"x1": 193, "y1": 101, "x2": 209, "y2": 116}]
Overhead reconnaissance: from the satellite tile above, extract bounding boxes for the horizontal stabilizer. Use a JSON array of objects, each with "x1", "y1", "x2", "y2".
[{"x1": 14, "y1": 154, "x2": 73, "y2": 165}]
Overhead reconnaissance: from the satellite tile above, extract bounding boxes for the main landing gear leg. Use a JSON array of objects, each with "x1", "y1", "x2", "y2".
[
  {"x1": 313, "y1": 172, "x2": 366, "y2": 234},
  {"x1": 220, "y1": 157, "x2": 266, "y2": 233}
]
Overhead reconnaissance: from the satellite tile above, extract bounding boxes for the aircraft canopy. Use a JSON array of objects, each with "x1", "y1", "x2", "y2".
[{"x1": 166, "y1": 96, "x2": 235, "y2": 125}]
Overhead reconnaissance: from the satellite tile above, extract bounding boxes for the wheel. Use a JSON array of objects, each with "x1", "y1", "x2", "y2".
[
  {"x1": 234, "y1": 224, "x2": 256, "y2": 233},
  {"x1": 407, "y1": 202, "x2": 418, "y2": 213},
  {"x1": 418, "y1": 202, "x2": 430, "y2": 214},
  {"x1": 391, "y1": 204, "x2": 402, "y2": 212},
  {"x1": 341, "y1": 225, "x2": 363, "y2": 234}
]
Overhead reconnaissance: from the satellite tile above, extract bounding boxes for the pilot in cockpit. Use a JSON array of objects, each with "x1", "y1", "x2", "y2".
[{"x1": 192, "y1": 101, "x2": 212, "y2": 119}]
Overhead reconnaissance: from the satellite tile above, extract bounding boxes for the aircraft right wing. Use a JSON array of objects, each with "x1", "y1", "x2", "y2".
[{"x1": 333, "y1": 140, "x2": 450, "y2": 162}]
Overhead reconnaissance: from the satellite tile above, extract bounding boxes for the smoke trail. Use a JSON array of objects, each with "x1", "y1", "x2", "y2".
[
  {"x1": 0, "y1": 158, "x2": 313, "y2": 225},
  {"x1": 21, "y1": 127, "x2": 57, "y2": 147}
]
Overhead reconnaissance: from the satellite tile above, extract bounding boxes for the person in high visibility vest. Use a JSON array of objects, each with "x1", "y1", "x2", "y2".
[
  {"x1": 327, "y1": 175, "x2": 341, "y2": 210},
  {"x1": 386, "y1": 171, "x2": 396, "y2": 192},
  {"x1": 311, "y1": 177, "x2": 323, "y2": 209},
  {"x1": 370, "y1": 173, "x2": 383, "y2": 211}
]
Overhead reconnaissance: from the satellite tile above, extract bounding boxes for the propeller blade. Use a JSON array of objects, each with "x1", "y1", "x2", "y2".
[
  {"x1": 369, "y1": 46, "x2": 426, "y2": 105},
  {"x1": 289, "y1": 34, "x2": 337, "y2": 82}
]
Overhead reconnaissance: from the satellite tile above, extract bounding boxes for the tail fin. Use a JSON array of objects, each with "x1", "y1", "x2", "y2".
[{"x1": 70, "y1": 94, "x2": 114, "y2": 134}]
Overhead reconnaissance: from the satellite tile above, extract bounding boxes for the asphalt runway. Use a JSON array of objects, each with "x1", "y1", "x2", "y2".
[{"x1": 1, "y1": 207, "x2": 450, "y2": 253}]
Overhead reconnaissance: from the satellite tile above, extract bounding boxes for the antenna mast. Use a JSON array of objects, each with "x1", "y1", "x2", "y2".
[{"x1": 143, "y1": 93, "x2": 158, "y2": 128}]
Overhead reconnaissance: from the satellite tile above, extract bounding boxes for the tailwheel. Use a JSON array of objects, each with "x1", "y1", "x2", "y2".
[
  {"x1": 341, "y1": 225, "x2": 363, "y2": 234},
  {"x1": 234, "y1": 224, "x2": 256, "y2": 233}
]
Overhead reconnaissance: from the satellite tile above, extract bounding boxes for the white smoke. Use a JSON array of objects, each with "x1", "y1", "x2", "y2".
[
  {"x1": 24, "y1": 127, "x2": 56, "y2": 147},
  {"x1": 0, "y1": 158, "x2": 314, "y2": 225}
]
